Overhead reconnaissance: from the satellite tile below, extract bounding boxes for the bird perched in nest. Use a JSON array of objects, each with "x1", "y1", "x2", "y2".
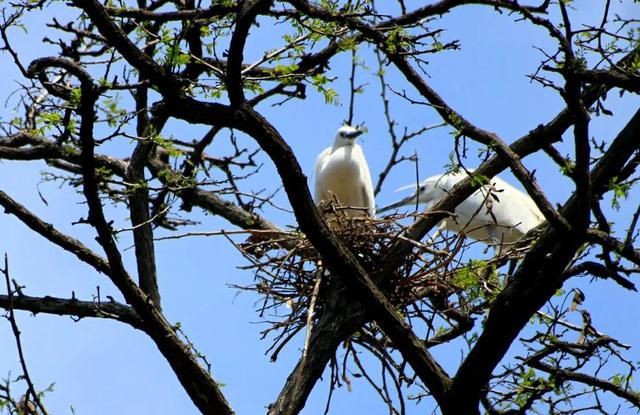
[
  {"x1": 314, "y1": 125, "x2": 375, "y2": 218},
  {"x1": 379, "y1": 169, "x2": 544, "y2": 246}
]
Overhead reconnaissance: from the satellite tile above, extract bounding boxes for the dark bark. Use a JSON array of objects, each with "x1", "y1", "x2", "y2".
[
  {"x1": 0, "y1": 294, "x2": 143, "y2": 329},
  {"x1": 268, "y1": 279, "x2": 368, "y2": 415}
]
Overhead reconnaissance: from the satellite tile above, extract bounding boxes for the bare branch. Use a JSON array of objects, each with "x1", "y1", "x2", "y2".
[{"x1": 0, "y1": 293, "x2": 143, "y2": 329}]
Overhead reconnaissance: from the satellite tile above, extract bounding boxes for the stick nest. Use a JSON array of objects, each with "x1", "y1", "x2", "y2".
[{"x1": 231, "y1": 208, "x2": 522, "y2": 360}]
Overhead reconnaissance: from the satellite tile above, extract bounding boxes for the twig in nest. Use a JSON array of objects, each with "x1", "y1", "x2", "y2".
[{"x1": 303, "y1": 266, "x2": 323, "y2": 362}]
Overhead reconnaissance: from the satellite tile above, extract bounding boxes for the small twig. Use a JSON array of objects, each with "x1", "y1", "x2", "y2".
[
  {"x1": 153, "y1": 228, "x2": 294, "y2": 243},
  {"x1": 114, "y1": 204, "x2": 171, "y2": 234},
  {"x1": 347, "y1": 48, "x2": 357, "y2": 125},
  {"x1": 2, "y1": 254, "x2": 50, "y2": 415}
]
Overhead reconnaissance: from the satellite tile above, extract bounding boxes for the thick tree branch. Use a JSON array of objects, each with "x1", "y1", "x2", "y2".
[
  {"x1": 558, "y1": 1, "x2": 592, "y2": 232},
  {"x1": 226, "y1": 0, "x2": 272, "y2": 105},
  {"x1": 235, "y1": 105, "x2": 453, "y2": 406},
  {"x1": 268, "y1": 281, "x2": 368, "y2": 415},
  {"x1": 124, "y1": 83, "x2": 166, "y2": 309},
  {"x1": 0, "y1": 136, "x2": 128, "y2": 176},
  {"x1": 383, "y1": 0, "x2": 551, "y2": 27},
  {"x1": 386, "y1": 53, "x2": 570, "y2": 233},
  {"x1": 71, "y1": 0, "x2": 183, "y2": 99}
]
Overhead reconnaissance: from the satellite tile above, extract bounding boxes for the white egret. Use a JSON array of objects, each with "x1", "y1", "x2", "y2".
[
  {"x1": 314, "y1": 125, "x2": 375, "y2": 218},
  {"x1": 379, "y1": 169, "x2": 544, "y2": 245}
]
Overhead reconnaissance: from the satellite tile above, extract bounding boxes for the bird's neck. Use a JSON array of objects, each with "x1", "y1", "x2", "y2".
[{"x1": 332, "y1": 140, "x2": 355, "y2": 151}]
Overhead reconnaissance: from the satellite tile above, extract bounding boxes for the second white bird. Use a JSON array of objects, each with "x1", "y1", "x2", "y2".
[{"x1": 379, "y1": 169, "x2": 544, "y2": 245}]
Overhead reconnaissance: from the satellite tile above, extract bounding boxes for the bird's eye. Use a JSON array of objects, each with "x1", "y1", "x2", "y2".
[{"x1": 419, "y1": 185, "x2": 426, "y2": 192}]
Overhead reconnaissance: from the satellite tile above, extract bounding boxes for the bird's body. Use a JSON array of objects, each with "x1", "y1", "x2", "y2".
[
  {"x1": 380, "y1": 170, "x2": 544, "y2": 245},
  {"x1": 314, "y1": 126, "x2": 375, "y2": 217}
]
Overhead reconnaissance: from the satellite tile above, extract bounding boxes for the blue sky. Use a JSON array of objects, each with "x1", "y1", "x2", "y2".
[{"x1": 0, "y1": 1, "x2": 639, "y2": 414}]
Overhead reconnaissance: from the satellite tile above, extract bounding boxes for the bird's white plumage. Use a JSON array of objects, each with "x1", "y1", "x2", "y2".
[
  {"x1": 379, "y1": 169, "x2": 544, "y2": 244},
  {"x1": 314, "y1": 126, "x2": 375, "y2": 217}
]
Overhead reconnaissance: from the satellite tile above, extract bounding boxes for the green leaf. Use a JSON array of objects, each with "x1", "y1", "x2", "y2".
[{"x1": 608, "y1": 176, "x2": 631, "y2": 210}]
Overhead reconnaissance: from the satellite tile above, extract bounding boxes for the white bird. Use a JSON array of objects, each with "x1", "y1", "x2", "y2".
[
  {"x1": 379, "y1": 169, "x2": 544, "y2": 245},
  {"x1": 314, "y1": 125, "x2": 375, "y2": 218}
]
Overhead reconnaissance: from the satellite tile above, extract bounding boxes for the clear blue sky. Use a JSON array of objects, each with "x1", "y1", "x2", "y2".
[{"x1": 0, "y1": 2, "x2": 638, "y2": 414}]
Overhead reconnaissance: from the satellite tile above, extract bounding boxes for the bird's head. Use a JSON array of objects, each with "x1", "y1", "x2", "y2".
[
  {"x1": 378, "y1": 182, "x2": 431, "y2": 213},
  {"x1": 333, "y1": 125, "x2": 363, "y2": 148}
]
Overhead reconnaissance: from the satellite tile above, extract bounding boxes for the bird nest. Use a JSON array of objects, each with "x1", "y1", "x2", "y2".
[{"x1": 232, "y1": 208, "x2": 522, "y2": 362}]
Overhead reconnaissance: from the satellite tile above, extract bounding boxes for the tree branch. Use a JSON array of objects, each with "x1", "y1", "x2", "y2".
[
  {"x1": 234, "y1": 105, "x2": 453, "y2": 407},
  {"x1": 450, "y1": 107, "x2": 640, "y2": 411},
  {"x1": 226, "y1": 0, "x2": 272, "y2": 106},
  {"x1": 105, "y1": 4, "x2": 239, "y2": 22},
  {"x1": 586, "y1": 229, "x2": 640, "y2": 267},
  {"x1": 528, "y1": 359, "x2": 640, "y2": 407},
  {"x1": 70, "y1": 0, "x2": 183, "y2": 99},
  {"x1": 2, "y1": 255, "x2": 50, "y2": 415},
  {"x1": 27, "y1": 56, "x2": 236, "y2": 415},
  {"x1": 544, "y1": 66, "x2": 640, "y2": 94},
  {"x1": 124, "y1": 85, "x2": 167, "y2": 309},
  {"x1": 563, "y1": 261, "x2": 636, "y2": 291},
  {"x1": 0, "y1": 189, "x2": 111, "y2": 275},
  {"x1": 268, "y1": 280, "x2": 368, "y2": 415},
  {"x1": 0, "y1": 293, "x2": 143, "y2": 329}
]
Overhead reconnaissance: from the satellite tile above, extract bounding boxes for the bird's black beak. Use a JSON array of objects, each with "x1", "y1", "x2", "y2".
[
  {"x1": 346, "y1": 130, "x2": 364, "y2": 139},
  {"x1": 378, "y1": 193, "x2": 418, "y2": 213}
]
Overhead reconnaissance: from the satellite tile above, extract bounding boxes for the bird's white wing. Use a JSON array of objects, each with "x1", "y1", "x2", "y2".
[
  {"x1": 354, "y1": 145, "x2": 376, "y2": 217},
  {"x1": 314, "y1": 146, "x2": 332, "y2": 202},
  {"x1": 488, "y1": 176, "x2": 545, "y2": 230},
  {"x1": 422, "y1": 172, "x2": 468, "y2": 209},
  {"x1": 428, "y1": 172, "x2": 500, "y2": 240}
]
